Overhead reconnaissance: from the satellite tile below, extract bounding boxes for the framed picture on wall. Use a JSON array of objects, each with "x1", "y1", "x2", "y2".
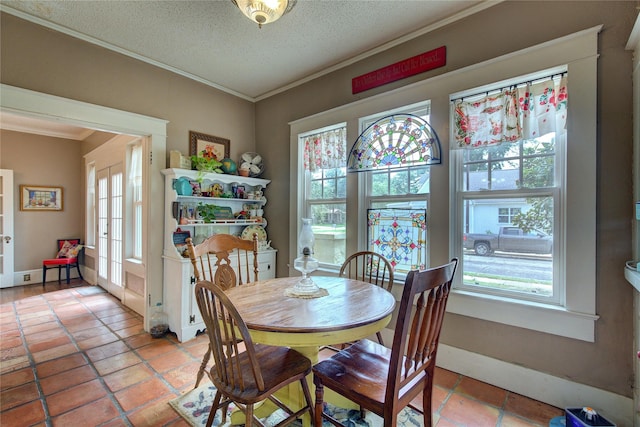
[
  {"x1": 20, "y1": 185, "x2": 63, "y2": 211},
  {"x1": 189, "y1": 131, "x2": 230, "y2": 161}
]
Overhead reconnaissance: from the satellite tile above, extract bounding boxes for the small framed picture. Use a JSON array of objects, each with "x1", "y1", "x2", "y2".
[
  {"x1": 189, "y1": 131, "x2": 230, "y2": 161},
  {"x1": 20, "y1": 185, "x2": 63, "y2": 211}
]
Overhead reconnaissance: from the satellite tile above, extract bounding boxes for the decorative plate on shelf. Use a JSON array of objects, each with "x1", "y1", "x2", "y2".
[{"x1": 242, "y1": 225, "x2": 267, "y2": 242}]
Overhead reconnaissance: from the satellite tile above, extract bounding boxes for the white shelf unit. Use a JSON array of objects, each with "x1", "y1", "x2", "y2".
[{"x1": 161, "y1": 168, "x2": 276, "y2": 342}]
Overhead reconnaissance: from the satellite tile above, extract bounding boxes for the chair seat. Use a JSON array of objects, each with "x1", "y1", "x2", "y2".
[
  {"x1": 212, "y1": 344, "x2": 312, "y2": 404},
  {"x1": 313, "y1": 339, "x2": 410, "y2": 411},
  {"x1": 43, "y1": 257, "x2": 78, "y2": 266}
]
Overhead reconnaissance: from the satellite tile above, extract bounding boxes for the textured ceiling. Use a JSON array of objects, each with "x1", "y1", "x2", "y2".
[{"x1": 1, "y1": 0, "x2": 495, "y2": 101}]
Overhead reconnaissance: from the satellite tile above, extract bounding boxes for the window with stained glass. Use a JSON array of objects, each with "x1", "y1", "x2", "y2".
[{"x1": 357, "y1": 103, "x2": 434, "y2": 276}]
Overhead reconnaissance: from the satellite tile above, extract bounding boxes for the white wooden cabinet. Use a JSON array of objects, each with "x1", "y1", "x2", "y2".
[{"x1": 161, "y1": 168, "x2": 276, "y2": 342}]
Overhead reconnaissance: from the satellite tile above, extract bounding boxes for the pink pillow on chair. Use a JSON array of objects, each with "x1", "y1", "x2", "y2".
[{"x1": 57, "y1": 241, "x2": 82, "y2": 258}]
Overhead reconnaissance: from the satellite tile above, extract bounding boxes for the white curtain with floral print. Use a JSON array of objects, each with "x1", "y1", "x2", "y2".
[
  {"x1": 303, "y1": 127, "x2": 347, "y2": 171},
  {"x1": 452, "y1": 75, "x2": 567, "y2": 149}
]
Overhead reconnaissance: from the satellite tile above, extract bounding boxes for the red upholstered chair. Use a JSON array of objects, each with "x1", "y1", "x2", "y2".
[{"x1": 42, "y1": 239, "x2": 84, "y2": 286}]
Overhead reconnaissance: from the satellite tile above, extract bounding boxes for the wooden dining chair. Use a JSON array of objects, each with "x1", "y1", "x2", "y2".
[
  {"x1": 186, "y1": 233, "x2": 259, "y2": 388},
  {"x1": 338, "y1": 251, "x2": 394, "y2": 346},
  {"x1": 195, "y1": 280, "x2": 314, "y2": 427},
  {"x1": 313, "y1": 258, "x2": 458, "y2": 427}
]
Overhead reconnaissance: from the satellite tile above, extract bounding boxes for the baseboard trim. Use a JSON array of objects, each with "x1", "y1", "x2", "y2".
[{"x1": 436, "y1": 344, "x2": 632, "y2": 426}]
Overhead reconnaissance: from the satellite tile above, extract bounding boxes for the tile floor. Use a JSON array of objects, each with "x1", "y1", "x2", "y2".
[{"x1": 0, "y1": 281, "x2": 564, "y2": 426}]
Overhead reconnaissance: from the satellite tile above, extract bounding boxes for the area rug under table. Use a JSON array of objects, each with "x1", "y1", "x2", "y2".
[{"x1": 169, "y1": 384, "x2": 423, "y2": 427}]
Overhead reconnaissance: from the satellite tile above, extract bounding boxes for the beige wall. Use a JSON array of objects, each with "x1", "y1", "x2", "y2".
[
  {"x1": 254, "y1": 1, "x2": 637, "y2": 399},
  {"x1": 0, "y1": 130, "x2": 84, "y2": 271},
  {"x1": 0, "y1": 0, "x2": 637, "y2": 406},
  {"x1": 0, "y1": 13, "x2": 257, "y2": 164}
]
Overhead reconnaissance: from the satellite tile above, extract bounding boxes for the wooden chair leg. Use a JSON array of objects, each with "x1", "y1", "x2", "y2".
[
  {"x1": 76, "y1": 263, "x2": 84, "y2": 281},
  {"x1": 65, "y1": 264, "x2": 71, "y2": 284},
  {"x1": 314, "y1": 376, "x2": 324, "y2": 427},
  {"x1": 42, "y1": 266, "x2": 47, "y2": 286},
  {"x1": 194, "y1": 344, "x2": 212, "y2": 388}
]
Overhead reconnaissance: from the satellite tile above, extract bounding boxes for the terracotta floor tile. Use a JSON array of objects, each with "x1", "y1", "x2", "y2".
[
  {"x1": 103, "y1": 363, "x2": 154, "y2": 392},
  {"x1": 0, "y1": 319, "x2": 18, "y2": 333},
  {"x1": 434, "y1": 417, "x2": 458, "y2": 426},
  {"x1": 147, "y1": 349, "x2": 193, "y2": 373},
  {"x1": 432, "y1": 385, "x2": 451, "y2": 412},
  {"x1": 123, "y1": 332, "x2": 156, "y2": 349},
  {"x1": 1, "y1": 344, "x2": 27, "y2": 361},
  {"x1": 0, "y1": 399, "x2": 46, "y2": 426},
  {"x1": 182, "y1": 340, "x2": 210, "y2": 359},
  {"x1": 0, "y1": 285, "x2": 564, "y2": 427},
  {"x1": 28, "y1": 335, "x2": 73, "y2": 353},
  {"x1": 24, "y1": 327, "x2": 67, "y2": 344},
  {"x1": 0, "y1": 366, "x2": 35, "y2": 391},
  {"x1": 46, "y1": 378, "x2": 107, "y2": 417},
  {"x1": 32, "y1": 343, "x2": 79, "y2": 364},
  {"x1": 0, "y1": 381, "x2": 40, "y2": 411},
  {"x1": 76, "y1": 331, "x2": 120, "y2": 350},
  {"x1": 93, "y1": 351, "x2": 143, "y2": 376},
  {"x1": 40, "y1": 364, "x2": 97, "y2": 395},
  {"x1": 36, "y1": 352, "x2": 87, "y2": 378},
  {"x1": 69, "y1": 324, "x2": 112, "y2": 341},
  {"x1": 162, "y1": 361, "x2": 202, "y2": 390},
  {"x1": 439, "y1": 392, "x2": 500, "y2": 426},
  {"x1": 51, "y1": 396, "x2": 120, "y2": 427},
  {"x1": 135, "y1": 339, "x2": 179, "y2": 359},
  {"x1": 107, "y1": 317, "x2": 142, "y2": 331},
  {"x1": 504, "y1": 392, "x2": 564, "y2": 425},
  {"x1": 100, "y1": 417, "x2": 131, "y2": 427},
  {"x1": 500, "y1": 413, "x2": 545, "y2": 426},
  {"x1": 85, "y1": 340, "x2": 130, "y2": 362},
  {"x1": 126, "y1": 394, "x2": 182, "y2": 426},
  {"x1": 0, "y1": 354, "x2": 30, "y2": 374},
  {"x1": 115, "y1": 324, "x2": 146, "y2": 339},
  {"x1": 0, "y1": 334, "x2": 22, "y2": 350},
  {"x1": 455, "y1": 375, "x2": 508, "y2": 408},
  {"x1": 114, "y1": 377, "x2": 172, "y2": 412},
  {"x1": 101, "y1": 311, "x2": 135, "y2": 325},
  {"x1": 19, "y1": 314, "x2": 56, "y2": 328},
  {"x1": 64, "y1": 317, "x2": 104, "y2": 333},
  {"x1": 22, "y1": 321, "x2": 60, "y2": 336},
  {"x1": 434, "y1": 367, "x2": 461, "y2": 390}
]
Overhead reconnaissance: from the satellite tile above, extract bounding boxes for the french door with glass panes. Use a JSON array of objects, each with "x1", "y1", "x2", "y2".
[{"x1": 97, "y1": 165, "x2": 124, "y2": 299}]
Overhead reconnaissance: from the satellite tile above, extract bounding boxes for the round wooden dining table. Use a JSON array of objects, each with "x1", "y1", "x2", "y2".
[
  {"x1": 224, "y1": 275, "x2": 396, "y2": 426},
  {"x1": 226, "y1": 275, "x2": 396, "y2": 360}
]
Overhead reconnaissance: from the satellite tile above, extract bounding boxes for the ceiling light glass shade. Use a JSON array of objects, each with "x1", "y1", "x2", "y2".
[{"x1": 232, "y1": 0, "x2": 296, "y2": 28}]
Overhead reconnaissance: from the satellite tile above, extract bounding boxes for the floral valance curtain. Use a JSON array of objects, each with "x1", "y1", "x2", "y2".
[
  {"x1": 303, "y1": 127, "x2": 346, "y2": 172},
  {"x1": 453, "y1": 75, "x2": 567, "y2": 149}
]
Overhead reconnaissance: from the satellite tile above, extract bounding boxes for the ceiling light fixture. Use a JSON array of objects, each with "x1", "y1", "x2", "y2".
[{"x1": 231, "y1": 0, "x2": 297, "y2": 28}]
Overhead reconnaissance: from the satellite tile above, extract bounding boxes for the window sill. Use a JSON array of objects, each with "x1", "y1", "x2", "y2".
[
  {"x1": 447, "y1": 289, "x2": 599, "y2": 342},
  {"x1": 124, "y1": 258, "x2": 145, "y2": 276}
]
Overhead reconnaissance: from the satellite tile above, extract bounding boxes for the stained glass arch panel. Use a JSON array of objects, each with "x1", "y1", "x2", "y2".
[{"x1": 347, "y1": 113, "x2": 441, "y2": 172}]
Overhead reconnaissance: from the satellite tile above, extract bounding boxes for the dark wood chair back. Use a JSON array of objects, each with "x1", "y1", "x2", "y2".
[
  {"x1": 313, "y1": 258, "x2": 458, "y2": 427},
  {"x1": 339, "y1": 251, "x2": 394, "y2": 291},
  {"x1": 195, "y1": 280, "x2": 314, "y2": 427},
  {"x1": 186, "y1": 233, "x2": 259, "y2": 388},
  {"x1": 338, "y1": 251, "x2": 393, "y2": 345},
  {"x1": 187, "y1": 233, "x2": 259, "y2": 290}
]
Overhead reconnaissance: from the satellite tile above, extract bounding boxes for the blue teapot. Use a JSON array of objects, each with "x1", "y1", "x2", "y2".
[{"x1": 173, "y1": 177, "x2": 193, "y2": 196}]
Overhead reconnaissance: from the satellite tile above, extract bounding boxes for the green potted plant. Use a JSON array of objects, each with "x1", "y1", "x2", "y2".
[{"x1": 191, "y1": 155, "x2": 223, "y2": 173}]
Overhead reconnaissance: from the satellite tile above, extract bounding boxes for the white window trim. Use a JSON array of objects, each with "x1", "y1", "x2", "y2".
[
  {"x1": 447, "y1": 26, "x2": 601, "y2": 342},
  {"x1": 290, "y1": 26, "x2": 600, "y2": 342}
]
